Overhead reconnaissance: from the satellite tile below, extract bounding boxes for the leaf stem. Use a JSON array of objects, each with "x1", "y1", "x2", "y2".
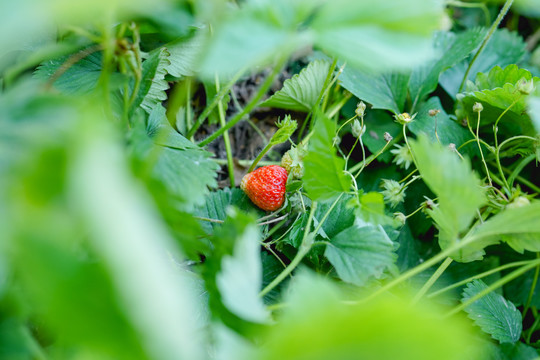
[
  {"x1": 215, "y1": 73, "x2": 235, "y2": 187},
  {"x1": 508, "y1": 154, "x2": 536, "y2": 188},
  {"x1": 412, "y1": 257, "x2": 453, "y2": 304},
  {"x1": 444, "y1": 258, "x2": 540, "y2": 318},
  {"x1": 259, "y1": 201, "x2": 318, "y2": 297},
  {"x1": 458, "y1": 0, "x2": 514, "y2": 93},
  {"x1": 427, "y1": 259, "x2": 533, "y2": 299},
  {"x1": 198, "y1": 57, "x2": 287, "y2": 147},
  {"x1": 524, "y1": 252, "x2": 540, "y2": 317},
  {"x1": 187, "y1": 69, "x2": 245, "y2": 139},
  {"x1": 475, "y1": 111, "x2": 493, "y2": 186}
]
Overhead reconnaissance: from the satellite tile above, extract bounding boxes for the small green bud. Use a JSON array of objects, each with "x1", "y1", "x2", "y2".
[
  {"x1": 472, "y1": 102, "x2": 483, "y2": 113},
  {"x1": 281, "y1": 145, "x2": 307, "y2": 180},
  {"x1": 448, "y1": 143, "x2": 456, "y2": 152},
  {"x1": 355, "y1": 101, "x2": 366, "y2": 118},
  {"x1": 428, "y1": 109, "x2": 440, "y2": 117},
  {"x1": 351, "y1": 119, "x2": 366, "y2": 138},
  {"x1": 393, "y1": 212, "x2": 407, "y2": 225},
  {"x1": 394, "y1": 112, "x2": 416, "y2": 125},
  {"x1": 517, "y1": 77, "x2": 535, "y2": 95},
  {"x1": 381, "y1": 179, "x2": 407, "y2": 207},
  {"x1": 332, "y1": 135, "x2": 341, "y2": 146},
  {"x1": 507, "y1": 196, "x2": 530, "y2": 209}
]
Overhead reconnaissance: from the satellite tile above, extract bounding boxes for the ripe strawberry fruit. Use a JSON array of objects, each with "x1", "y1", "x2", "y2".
[{"x1": 240, "y1": 165, "x2": 288, "y2": 211}]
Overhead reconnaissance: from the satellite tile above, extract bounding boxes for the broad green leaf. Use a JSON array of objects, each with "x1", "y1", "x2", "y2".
[
  {"x1": 440, "y1": 29, "x2": 527, "y2": 98},
  {"x1": 260, "y1": 60, "x2": 331, "y2": 112},
  {"x1": 269, "y1": 115, "x2": 298, "y2": 144},
  {"x1": 199, "y1": 11, "x2": 299, "y2": 79},
  {"x1": 194, "y1": 188, "x2": 263, "y2": 234},
  {"x1": 462, "y1": 280, "x2": 522, "y2": 343},
  {"x1": 304, "y1": 114, "x2": 351, "y2": 200},
  {"x1": 339, "y1": 69, "x2": 410, "y2": 114},
  {"x1": 256, "y1": 272, "x2": 483, "y2": 360},
  {"x1": 408, "y1": 97, "x2": 473, "y2": 152},
  {"x1": 410, "y1": 135, "x2": 486, "y2": 262},
  {"x1": 408, "y1": 28, "x2": 486, "y2": 104},
  {"x1": 528, "y1": 96, "x2": 540, "y2": 134},
  {"x1": 130, "y1": 120, "x2": 219, "y2": 212},
  {"x1": 316, "y1": 195, "x2": 355, "y2": 239},
  {"x1": 311, "y1": 0, "x2": 444, "y2": 72},
  {"x1": 469, "y1": 201, "x2": 540, "y2": 253},
  {"x1": 34, "y1": 51, "x2": 126, "y2": 95},
  {"x1": 325, "y1": 224, "x2": 396, "y2": 286},
  {"x1": 498, "y1": 342, "x2": 540, "y2": 360},
  {"x1": 166, "y1": 30, "x2": 206, "y2": 78},
  {"x1": 216, "y1": 210, "x2": 270, "y2": 323},
  {"x1": 70, "y1": 119, "x2": 206, "y2": 360},
  {"x1": 135, "y1": 48, "x2": 170, "y2": 114}
]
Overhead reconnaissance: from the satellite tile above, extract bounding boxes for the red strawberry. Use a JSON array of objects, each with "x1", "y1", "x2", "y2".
[{"x1": 240, "y1": 165, "x2": 288, "y2": 211}]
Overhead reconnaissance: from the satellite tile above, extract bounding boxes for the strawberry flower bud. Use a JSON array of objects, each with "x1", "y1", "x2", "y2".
[
  {"x1": 394, "y1": 112, "x2": 416, "y2": 125},
  {"x1": 472, "y1": 102, "x2": 483, "y2": 113}
]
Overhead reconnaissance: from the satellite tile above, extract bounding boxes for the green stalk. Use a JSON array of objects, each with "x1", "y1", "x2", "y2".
[
  {"x1": 427, "y1": 260, "x2": 532, "y2": 299},
  {"x1": 508, "y1": 154, "x2": 536, "y2": 188},
  {"x1": 526, "y1": 310, "x2": 540, "y2": 343},
  {"x1": 458, "y1": 0, "x2": 514, "y2": 92},
  {"x1": 247, "y1": 142, "x2": 273, "y2": 173},
  {"x1": 445, "y1": 258, "x2": 540, "y2": 318},
  {"x1": 349, "y1": 134, "x2": 400, "y2": 176},
  {"x1": 198, "y1": 57, "x2": 287, "y2": 147},
  {"x1": 524, "y1": 253, "x2": 540, "y2": 316},
  {"x1": 187, "y1": 69, "x2": 245, "y2": 139},
  {"x1": 215, "y1": 74, "x2": 235, "y2": 187},
  {"x1": 412, "y1": 257, "x2": 453, "y2": 304},
  {"x1": 475, "y1": 111, "x2": 493, "y2": 186},
  {"x1": 259, "y1": 202, "x2": 318, "y2": 297}
]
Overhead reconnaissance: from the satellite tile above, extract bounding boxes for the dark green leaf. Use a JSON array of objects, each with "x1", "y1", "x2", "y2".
[
  {"x1": 408, "y1": 97, "x2": 473, "y2": 153},
  {"x1": 462, "y1": 279, "x2": 522, "y2": 343},
  {"x1": 339, "y1": 69, "x2": 409, "y2": 114},
  {"x1": 166, "y1": 30, "x2": 206, "y2": 78},
  {"x1": 304, "y1": 114, "x2": 351, "y2": 200},
  {"x1": 440, "y1": 29, "x2": 527, "y2": 98},
  {"x1": 349, "y1": 191, "x2": 398, "y2": 227},
  {"x1": 261, "y1": 60, "x2": 331, "y2": 112},
  {"x1": 409, "y1": 28, "x2": 486, "y2": 104},
  {"x1": 134, "y1": 48, "x2": 170, "y2": 114},
  {"x1": 324, "y1": 225, "x2": 396, "y2": 286}
]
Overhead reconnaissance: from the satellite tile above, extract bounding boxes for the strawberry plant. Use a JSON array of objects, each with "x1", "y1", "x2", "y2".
[{"x1": 2, "y1": 0, "x2": 540, "y2": 359}]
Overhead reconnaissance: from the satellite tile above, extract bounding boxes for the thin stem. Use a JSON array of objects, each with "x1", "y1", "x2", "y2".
[
  {"x1": 412, "y1": 257, "x2": 453, "y2": 304},
  {"x1": 215, "y1": 74, "x2": 235, "y2": 187},
  {"x1": 458, "y1": 0, "x2": 514, "y2": 92},
  {"x1": 349, "y1": 133, "x2": 402, "y2": 175},
  {"x1": 524, "y1": 252, "x2": 540, "y2": 317},
  {"x1": 198, "y1": 57, "x2": 287, "y2": 147},
  {"x1": 212, "y1": 159, "x2": 277, "y2": 167},
  {"x1": 526, "y1": 309, "x2": 540, "y2": 343},
  {"x1": 508, "y1": 154, "x2": 536, "y2": 188},
  {"x1": 187, "y1": 69, "x2": 245, "y2": 138},
  {"x1": 427, "y1": 259, "x2": 533, "y2": 299},
  {"x1": 501, "y1": 166, "x2": 540, "y2": 193},
  {"x1": 445, "y1": 258, "x2": 540, "y2": 318},
  {"x1": 193, "y1": 216, "x2": 224, "y2": 224},
  {"x1": 248, "y1": 142, "x2": 273, "y2": 173},
  {"x1": 259, "y1": 202, "x2": 318, "y2": 297},
  {"x1": 475, "y1": 111, "x2": 493, "y2": 186}
]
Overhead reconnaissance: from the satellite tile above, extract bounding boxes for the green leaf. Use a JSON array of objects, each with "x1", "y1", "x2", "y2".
[
  {"x1": 462, "y1": 279, "x2": 522, "y2": 344},
  {"x1": 498, "y1": 342, "x2": 540, "y2": 360},
  {"x1": 470, "y1": 201, "x2": 540, "y2": 253},
  {"x1": 130, "y1": 120, "x2": 219, "y2": 212},
  {"x1": 257, "y1": 272, "x2": 483, "y2": 360},
  {"x1": 410, "y1": 135, "x2": 486, "y2": 262},
  {"x1": 440, "y1": 28, "x2": 527, "y2": 98},
  {"x1": 311, "y1": 0, "x2": 444, "y2": 72},
  {"x1": 409, "y1": 28, "x2": 486, "y2": 104},
  {"x1": 408, "y1": 97, "x2": 473, "y2": 152},
  {"x1": 505, "y1": 263, "x2": 540, "y2": 308},
  {"x1": 527, "y1": 96, "x2": 540, "y2": 134},
  {"x1": 194, "y1": 188, "x2": 263, "y2": 234},
  {"x1": 134, "y1": 48, "x2": 171, "y2": 114},
  {"x1": 349, "y1": 191, "x2": 398, "y2": 227},
  {"x1": 34, "y1": 51, "x2": 126, "y2": 95},
  {"x1": 324, "y1": 224, "x2": 396, "y2": 286},
  {"x1": 216, "y1": 210, "x2": 270, "y2": 323},
  {"x1": 166, "y1": 30, "x2": 206, "y2": 78},
  {"x1": 339, "y1": 69, "x2": 410, "y2": 114},
  {"x1": 304, "y1": 114, "x2": 351, "y2": 200},
  {"x1": 270, "y1": 115, "x2": 298, "y2": 144},
  {"x1": 261, "y1": 60, "x2": 331, "y2": 112}
]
